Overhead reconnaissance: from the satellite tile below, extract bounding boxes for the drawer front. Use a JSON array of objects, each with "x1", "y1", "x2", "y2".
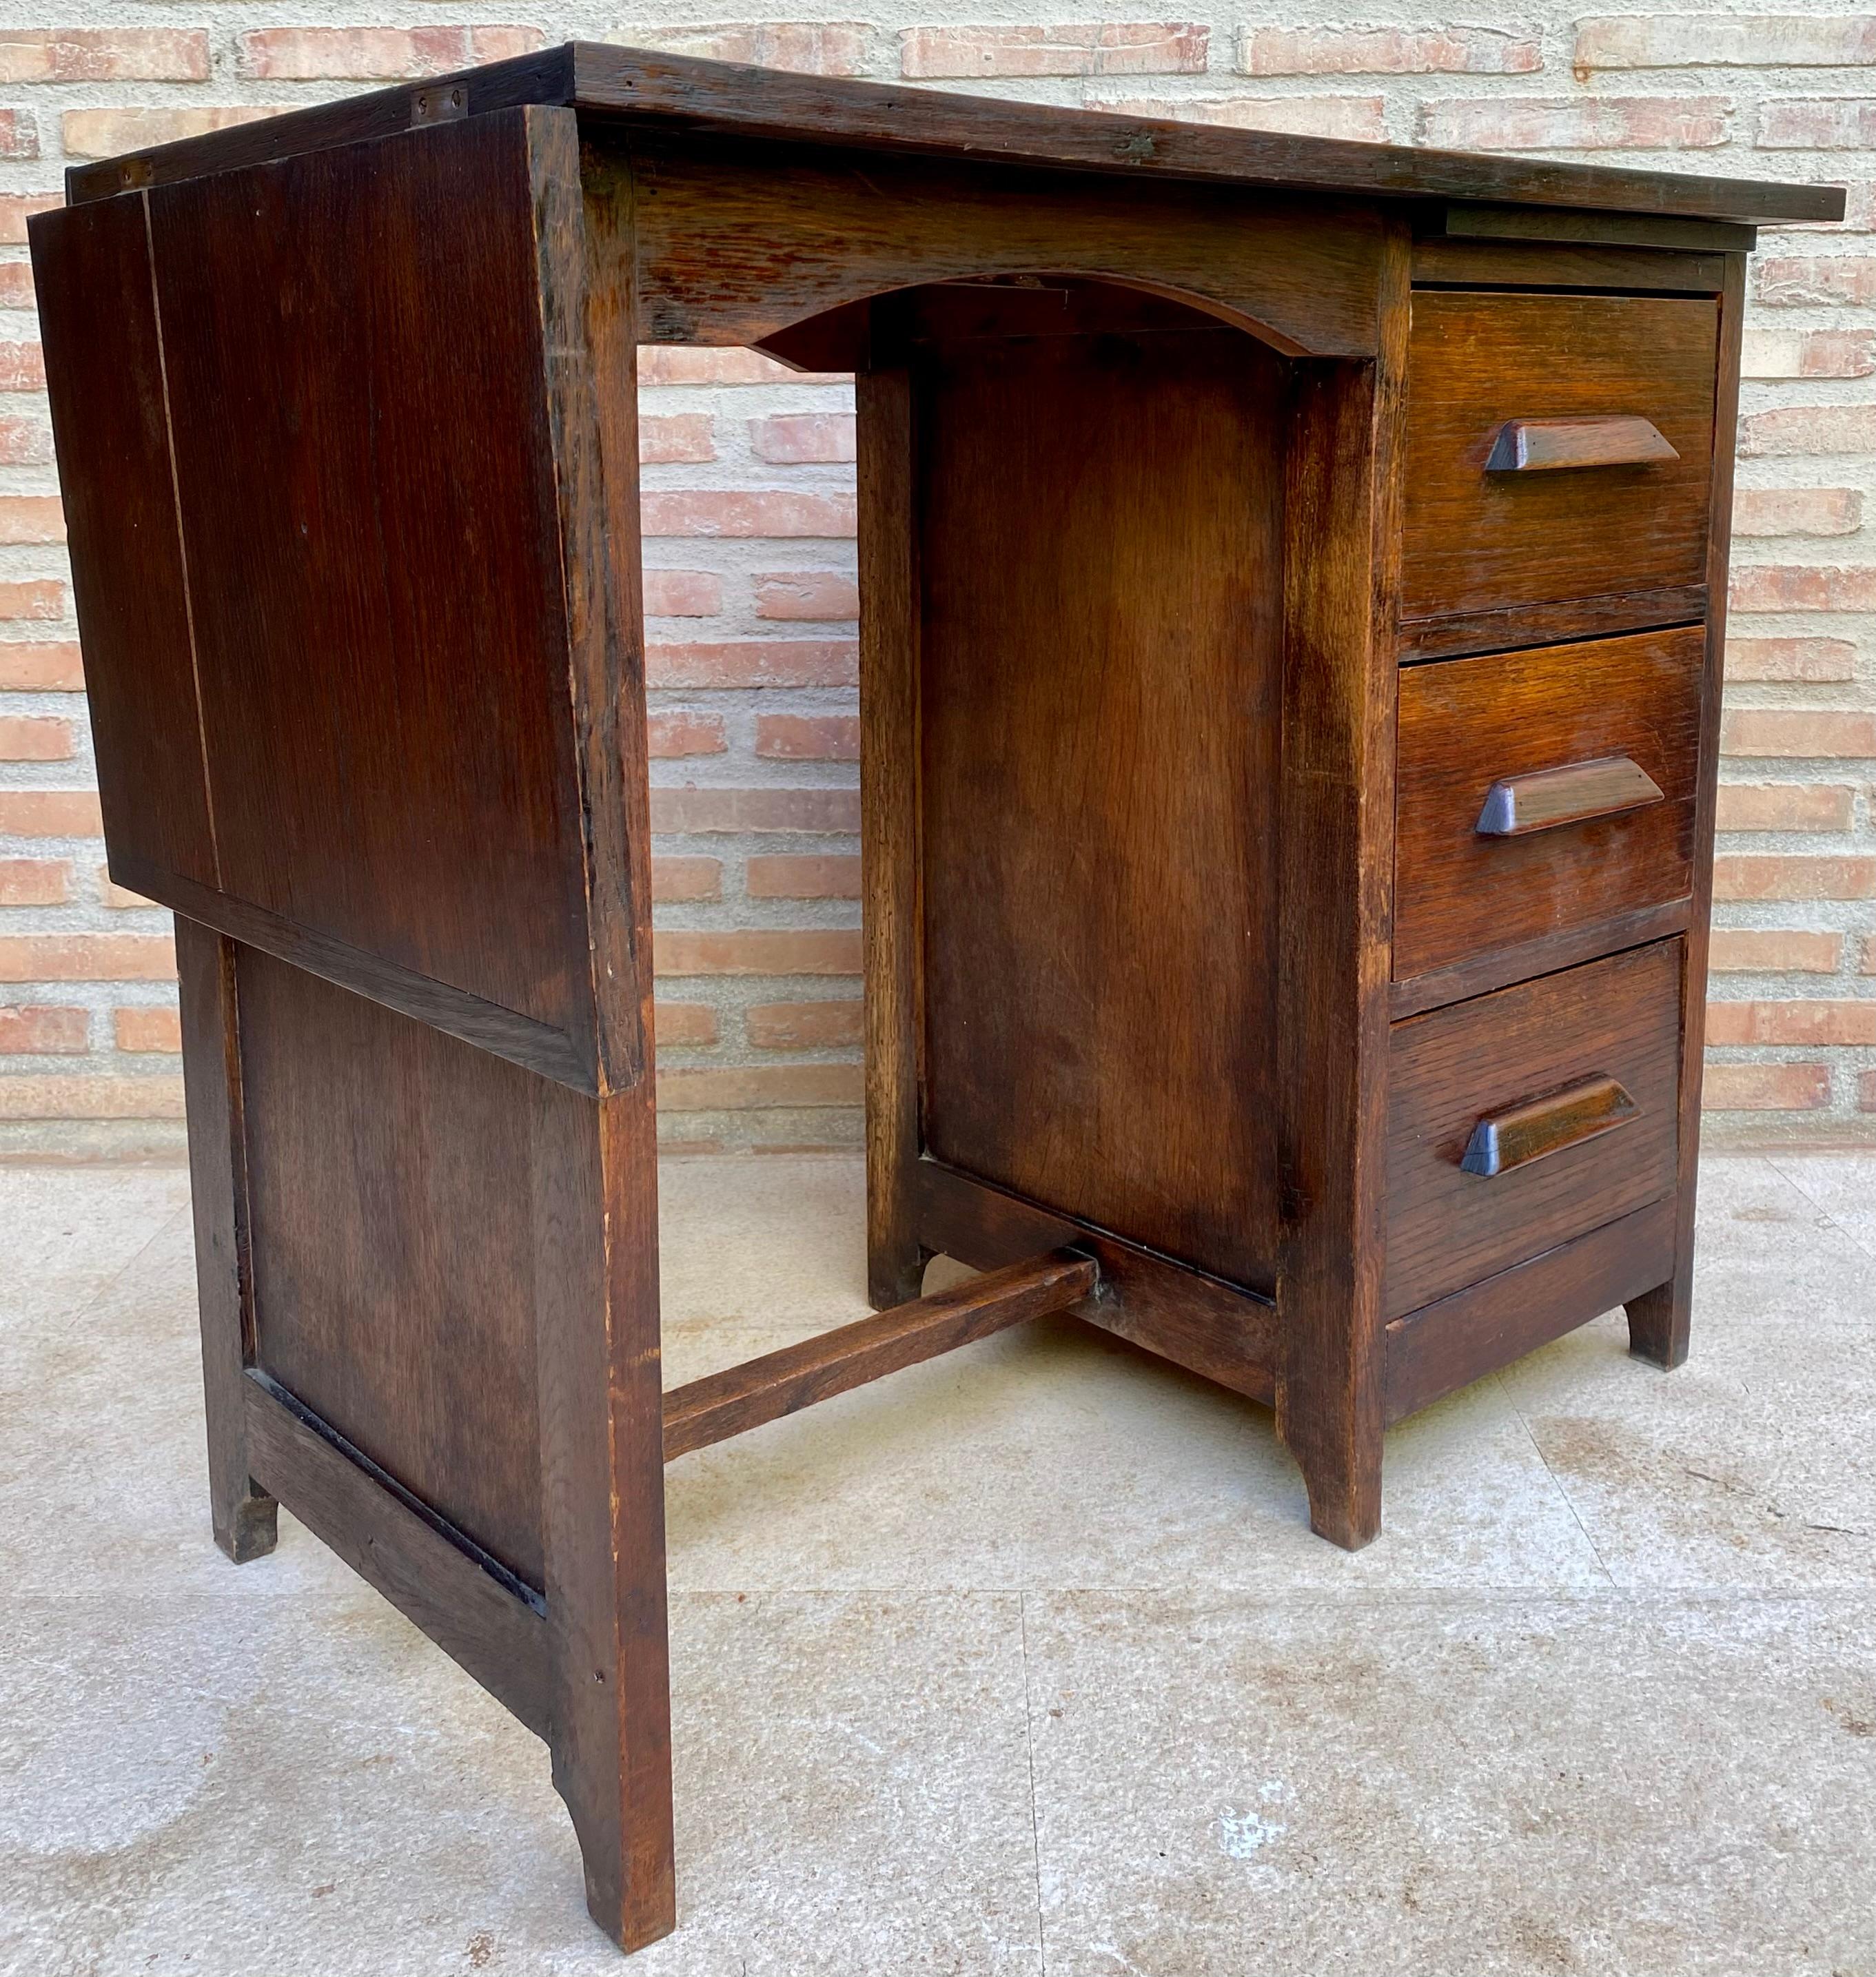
[
  {"x1": 1394, "y1": 626, "x2": 1704, "y2": 983},
  {"x1": 1400, "y1": 291, "x2": 1718, "y2": 626},
  {"x1": 1385, "y1": 941, "x2": 1682, "y2": 1318}
]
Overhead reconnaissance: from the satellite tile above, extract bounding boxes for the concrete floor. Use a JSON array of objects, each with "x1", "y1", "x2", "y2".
[{"x1": 2, "y1": 1153, "x2": 1875, "y2": 1976}]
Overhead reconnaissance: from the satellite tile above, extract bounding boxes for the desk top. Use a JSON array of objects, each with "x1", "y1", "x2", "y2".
[{"x1": 67, "y1": 39, "x2": 1841, "y2": 228}]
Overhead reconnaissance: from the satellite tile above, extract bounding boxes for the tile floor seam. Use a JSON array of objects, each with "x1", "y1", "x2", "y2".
[
  {"x1": 1493, "y1": 1367, "x2": 1621, "y2": 1591},
  {"x1": 1017, "y1": 1590, "x2": 1048, "y2": 1977},
  {"x1": 1764, "y1": 1153, "x2": 1876, "y2": 1262}
]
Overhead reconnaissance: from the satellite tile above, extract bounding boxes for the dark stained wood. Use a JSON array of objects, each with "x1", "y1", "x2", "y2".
[
  {"x1": 912, "y1": 1160, "x2": 1278, "y2": 1405},
  {"x1": 1385, "y1": 939, "x2": 1683, "y2": 1318},
  {"x1": 1474, "y1": 755, "x2": 1665, "y2": 836},
  {"x1": 63, "y1": 42, "x2": 1841, "y2": 227},
  {"x1": 1394, "y1": 626, "x2": 1704, "y2": 982},
  {"x1": 918, "y1": 318, "x2": 1286, "y2": 1294},
  {"x1": 1387, "y1": 899, "x2": 1691, "y2": 1021},
  {"x1": 1401, "y1": 291, "x2": 1719, "y2": 626},
  {"x1": 1486, "y1": 413, "x2": 1678, "y2": 472},
  {"x1": 1460, "y1": 1073, "x2": 1640, "y2": 1178},
  {"x1": 144, "y1": 111, "x2": 596, "y2": 1065},
  {"x1": 245, "y1": 1369, "x2": 551, "y2": 1736},
  {"x1": 1272, "y1": 225, "x2": 1411, "y2": 1550},
  {"x1": 1410, "y1": 238, "x2": 1730, "y2": 294},
  {"x1": 236, "y1": 945, "x2": 549, "y2": 1589},
  {"x1": 174, "y1": 919, "x2": 276, "y2": 1564},
  {"x1": 530, "y1": 109, "x2": 675, "y2": 1954},
  {"x1": 857, "y1": 357, "x2": 927, "y2": 1311},
  {"x1": 28, "y1": 191, "x2": 216, "y2": 892},
  {"x1": 1396, "y1": 584, "x2": 1706, "y2": 664},
  {"x1": 1629, "y1": 251, "x2": 1748, "y2": 1373},
  {"x1": 616, "y1": 137, "x2": 1385, "y2": 358},
  {"x1": 664, "y1": 1251, "x2": 1099, "y2": 1460},
  {"x1": 1384, "y1": 1194, "x2": 1677, "y2": 1423},
  {"x1": 1431, "y1": 201, "x2": 1757, "y2": 255}
]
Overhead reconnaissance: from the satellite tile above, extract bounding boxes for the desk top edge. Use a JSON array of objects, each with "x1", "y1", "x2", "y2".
[{"x1": 59, "y1": 39, "x2": 1842, "y2": 228}]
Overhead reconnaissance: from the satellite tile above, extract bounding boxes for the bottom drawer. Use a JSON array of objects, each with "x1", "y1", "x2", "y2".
[{"x1": 1384, "y1": 940, "x2": 1682, "y2": 1318}]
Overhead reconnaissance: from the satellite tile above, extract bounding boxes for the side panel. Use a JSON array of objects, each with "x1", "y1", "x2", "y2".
[{"x1": 917, "y1": 323, "x2": 1288, "y2": 1294}]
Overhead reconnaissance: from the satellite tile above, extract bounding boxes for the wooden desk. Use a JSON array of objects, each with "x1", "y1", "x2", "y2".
[{"x1": 30, "y1": 45, "x2": 1837, "y2": 1953}]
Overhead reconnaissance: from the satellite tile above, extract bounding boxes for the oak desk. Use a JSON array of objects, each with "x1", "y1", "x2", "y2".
[{"x1": 30, "y1": 46, "x2": 1838, "y2": 1953}]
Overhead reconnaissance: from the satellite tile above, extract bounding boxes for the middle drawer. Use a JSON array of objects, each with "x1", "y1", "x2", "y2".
[{"x1": 1394, "y1": 625, "x2": 1704, "y2": 985}]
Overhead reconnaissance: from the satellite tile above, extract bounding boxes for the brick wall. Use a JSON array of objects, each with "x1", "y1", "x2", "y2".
[{"x1": 3, "y1": 6, "x2": 1873, "y2": 1154}]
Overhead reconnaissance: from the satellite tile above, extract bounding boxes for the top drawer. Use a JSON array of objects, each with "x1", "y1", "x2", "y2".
[{"x1": 1400, "y1": 291, "x2": 1720, "y2": 626}]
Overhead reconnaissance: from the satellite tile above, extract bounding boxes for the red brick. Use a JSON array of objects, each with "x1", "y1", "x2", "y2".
[
  {"x1": 1580, "y1": 17, "x2": 1876, "y2": 69},
  {"x1": 746, "y1": 854, "x2": 862, "y2": 898},
  {"x1": 1865, "y1": 934, "x2": 1876, "y2": 974},
  {"x1": 112, "y1": 1007, "x2": 181, "y2": 1054},
  {"x1": 640, "y1": 491, "x2": 856, "y2": 538},
  {"x1": 1706, "y1": 1000, "x2": 1876, "y2": 1046},
  {"x1": 1715, "y1": 783, "x2": 1854, "y2": 831},
  {"x1": 1730, "y1": 565, "x2": 1876, "y2": 612},
  {"x1": 1709, "y1": 928, "x2": 1842, "y2": 972},
  {"x1": 0, "y1": 1074, "x2": 184, "y2": 1120},
  {"x1": 0, "y1": 1004, "x2": 85, "y2": 1054},
  {"x1": 1712, "y1": 855, "x2": 1876, "y2": 900},
  {"x1": 0, "y1": 414, "x2": 52, "y2": 466},
  {"x1": 0, "y1": 112, "x2": 38, "y2": 161},
  {"x1": 0, "y1": 790, "x2": 100, "y2": 836},
  {"x1": 0, "y1": 264, "x2": 33, "y2": 310},
  {"x1": 901, "y1": 23, "x2": 1207, "y2": 79},
  {"x1": 0, "y1": 579, "x2": 63, "y2": 619},
  {"x1": 0, "y1": 192, "x2": 59, "y2": 245},
  {"x1": 236, "y1": 27, "x2": 543, "y2": 80},
  {"x1": 62, "y1": 107, "x2": 278, "y2": 158},
  {"x1": 631, "y1": 23, "x2": 868, "y2": 76},
  {"x1": 97, "y1": 870, "x2": 156, "y2": 910},
  {"x1": 656, "y1": 1063, "x2": 862, "y2": 1110},
  {"x1": 1757, "y1": 96, "x2": 1876, "y2": 147},
  {"x1": 0, "y1": 28, "x2": 209, "y2": 82},
  {"x1": 754, "y1": 572, "x2": 859, "y2": 621},
  {"x1": 653, "y1": 1001, "x2": 719, "y2": 1047},
  {"x1": 756, "y1": 714, "x2": 860, "y2": 760},
  {"x1": 0, "y1": 715, "x2": 72, "y2": 760},
  {"x1": 653, "y1": 930, "x2": 861, "y2": 976},
  {"x1": 1418, "y1": 96, "x2": 1731, "y2": 149},
  {"x1": 642, "y1": 569, "x2": 722, "y2": 617},
  {"x1": 1725, "y1": 637, "x2": 1855, "y2": 682},
  {"x1": 651, "y1": 854, "x2": 722, "y2": 903},
  {"x1": 650, "y1": 787, "x2": 860, "y2": 834},
  {"x1": 1861, "y1": 1069, "x2": 1876, "y2": 1110},
  {"x1": 1731, "y1": 489, "x2": 1861, "y2": 536},
  {"x1": 648, "y1": 639, "x2": 857, "y2": 688},
  {"x1": 1702, "y1": 1062, "x2": 1831, "y2": 1111},
  {"x1": 1756, "y1": 256, "x2": 1876, "y2": 307},
  {"x1": 0, "y1": 934, "x2": 176, "y2": 981},
  {"x1": 0, "y1": 857, "x2": 69, "y2": 905},
  {"x1": 749, "y1": 413, "x2": 857, "y2": 463},
  {"x1": 1105, "y1": 93, "x2": 1388, "y2": 139},
  {"x1": 1243, "y1": 25, "x2": 1537, "y2": 72},
  {"x1": 640, "y1": 413, "x2": 716, "y2": 464},
  {"x1": 646, "y1": 711, "x2": 726, "y2": 757},
  {"x1": 1741, "y1": 327, "x2": 1876, "y2": 378},
  {"x1": 1720, "y1": 710, "x2": 1876, "y2": 757},
  {"x1": 746, "y1": 998, "x2": 864, "y2": 1049},
  {"x1": 1740, "y1": 407, "x2": 1876, "y2": 457},
  {"x1": 0, "y1": 342, "x2": 44, "y2": 391},
  {"x1": 638, "y1": 347, "x2": 813, "y2": 386}
]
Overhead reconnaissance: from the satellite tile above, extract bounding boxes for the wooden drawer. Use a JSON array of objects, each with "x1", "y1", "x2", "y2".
[
  {"x1": 1400, "y1": 291, "x2": 1718, "y2": 627},
  {"x1": 1394, "y1": 626, "x2": 1704, "y2": 984},
  {"x1": 1385, "y1": 941, "x2": 1682, "y2": 1318}
]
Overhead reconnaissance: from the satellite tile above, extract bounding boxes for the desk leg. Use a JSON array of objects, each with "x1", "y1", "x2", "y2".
[{"x1": 176, "y1": 916, "x2": 278, "y2": 1564}]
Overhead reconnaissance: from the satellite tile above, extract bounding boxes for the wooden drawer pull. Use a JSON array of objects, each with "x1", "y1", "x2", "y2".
[
  {"x1": 1460, "y1": 1074, "x2": 1640, "y2": 1178},
  {"x1": 1485, "y1": 416, "x2": 1680, "y2": 473},
  {"x1": 1476, "y1": 755, "x2": 1664, "y2": 837}
]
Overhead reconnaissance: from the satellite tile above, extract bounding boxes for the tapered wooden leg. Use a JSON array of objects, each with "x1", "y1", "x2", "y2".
[
  {"x1": 858, "y1": 357, "x2": 930, "y2": 1311},
  {"x1": 175, "y1": 915, "x2": 278, "y2": 1564},
  {"x1": 1626, "y1": 1267, "x2": 1691, "y2": 1369}
]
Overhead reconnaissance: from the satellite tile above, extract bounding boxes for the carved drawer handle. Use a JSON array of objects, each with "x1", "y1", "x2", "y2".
[
  {"x1": 1486, "y1": 416, "x2": 1680, "y2": 473},
  {"x1": 1476, "y1": 755, "x2": 1664, "y2": 838},
  {"x1": 1461, "y1": 1074, "x2": 1640, "y2": 1178}
]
